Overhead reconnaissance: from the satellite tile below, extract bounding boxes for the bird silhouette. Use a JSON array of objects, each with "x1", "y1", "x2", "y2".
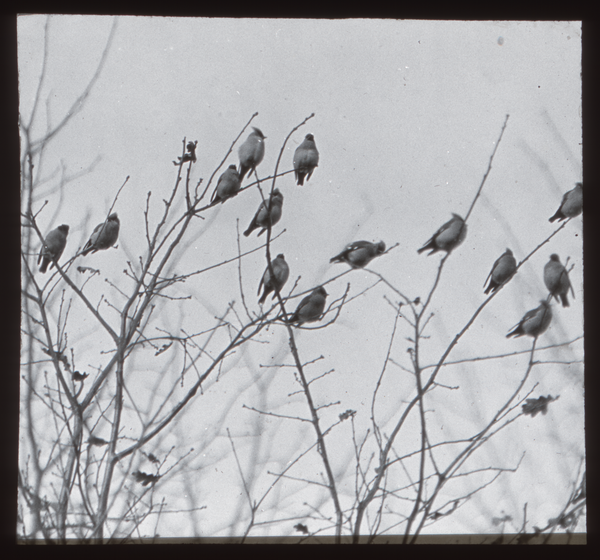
[
  {"x1": 81, "y1": 213, "x2": 120, "y2": 256},
  {"x1": 238, "y1": 127, "x2": 266, "y2": 181},
  {"x1": 506, "y1": 300, "x2": 552, "y2": 338},
  {"x1": 38, "y1": 224, "x2": 69, "y2": 273},
  {"x1": 549, "y1": 182, "x2": 582, "y2": 222},
  {"x1": 417, "y1": 213, "x2": 467, "y2": 255},
  {"x1": 287, "y1": 286, "x2": 328, "y2": 325},
  {"x1": 330, "y1": 240, "x2": 386, "y2": 268},
  {"x1": 543, "y1": 254, "x2": 574, "y2": 307},
  {"x1": 293, "y1": 134, "x2": 319, "y2": 186},
  {"x1": 484, "y1": 248, "x2": 517, "y2": 294},
  {"x1": 211, "y1": 165, "x2": 242, "y2": 204},
  {"x1": 243, "y1": 189, "x2": 284, "y2": 237},
  {"x1": 258, "y1": 254, "x2": 290, "y2": 304}
]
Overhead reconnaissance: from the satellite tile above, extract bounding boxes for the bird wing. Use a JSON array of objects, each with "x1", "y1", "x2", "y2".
[
  {"x1": 520, "y1": 307, "x2": 542, "y2": 333},
  {"x1": 348, "y1": 241, "x2": 372, "y2": 251},
  {"x1": 295, "y1": 294, "x2": 312, "y2": 315},
  {"x1": 84, "y1": 223, "x2": 103, "y2": 250},
  {"x1": 211, "y1": 173, "x2": 224, "y2": 202},
  {"x1": 484, "y1": 253, "x2": 506, "y2": 287},
  {"x1": 434, "y1": 218, "x2": 453, "y2": 237},
  {"x1": 331, "y1": 242, "x2": 357, "y2": 262},
  {"x1": 258, "y1": 270, "x2": 266, "y2": 295}
]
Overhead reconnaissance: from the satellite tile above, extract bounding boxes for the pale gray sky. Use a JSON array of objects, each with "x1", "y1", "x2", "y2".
[{"x1": 19, "y1": 16, "x2": 583, "y2": 538}]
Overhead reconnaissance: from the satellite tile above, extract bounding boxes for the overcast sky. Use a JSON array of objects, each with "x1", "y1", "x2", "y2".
[{"x1": 19, "y1": 16, "x2": 583, "y2": 538}]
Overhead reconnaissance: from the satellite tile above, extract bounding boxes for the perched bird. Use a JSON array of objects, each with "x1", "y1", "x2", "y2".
[
  {"x1": 238, "y1": 127, "x2": 266, "y2": 181},
  {"x1": 506, "y1": 300, "x2": 552, "y2": 339},
  {"x1": 258, "y1": 254, "x2": 290, "y2": 304},
  {"x1": 293, "y1": 134, "x2": 319, "y2": 186},
  {"x1": 549, "y1": 182, "x2": 583, "y2": 222},
  {"x1": 211, "y1": 165, "x2": 242, "y2": 204},
  {"x1": 484, "y1": 248, "x2": 517, "y2": 294},
  {"x1": 544, "y1": 254, "x2": 574, "y2": 307},
  {"x1": 287, "y1": 286, "x2": 328, "y2": 325},
  {"x1": 330, "y1": 240, "x2": 386, "y2": 269},
  {"x1": 81, "y1": 213, "x2": 120, "y2": 256},
  {"x1": 417, "y1": 213, "x2": 467, "y2": 255},
  {"x1": 38, "y1": 224, "x2": 69, "y2": 273},
  {"x1": 243, "y1": 189, "x2": 284, "y2": 237}
]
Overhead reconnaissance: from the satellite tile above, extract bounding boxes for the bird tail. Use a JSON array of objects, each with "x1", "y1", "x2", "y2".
[
  {"x1": 484, "y1": 283, "x2": 495, "y2": 295},
  {"x1": 39, "y1": 259, "x2": 48, "y2": 274},
  {"x1": 238, "y1": 165, "x2": 248, "y2": 181},
  {"x1": 560, "y1": 293, "x2": 570, "y2": 307},
  {"x1": 506, "y1": 328, "x2": 521, "y2": 338},
  {"x1": 296, "y1": 173, "x2": 305, "y2": 186},
  {"x1": 258, "y1": 292, "x2": 268, "y2": 305},
  {"x1": 417, "y1": 239, "x2": 436, "y2": 254},
  {"x1": 243, "y1": 227, "x2": 252, "y2": 237},
  {"x1": 548, "y1": 212, "x2": 562, "y2": 223}
]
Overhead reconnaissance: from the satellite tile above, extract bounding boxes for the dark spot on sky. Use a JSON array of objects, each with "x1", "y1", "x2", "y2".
[{"x1": 498, "y1": 37, "x2": 504, "y2": 46}]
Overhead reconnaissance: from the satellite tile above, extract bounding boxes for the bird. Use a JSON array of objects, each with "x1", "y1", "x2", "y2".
[
  {"x1": 549, "y1": 182, "x2": 583, "y2": 222},
  {"x1": 238, "y1": 127, "x2": 266, "y2": 181},
  {"x1": 330, "y1": 240, "x2": 386, "y2": 268},
  {"x1": 506, "y1": 300, "x2": 552, "y2": 338},
  {"x1": 81, "y1": 213, "x2": 120, "y2": 256},
  {"x1": 543, "y1": 254, "x2": 574, "y2": 307},
  {"x1": 484, "y1": 248, "x2": 517, "y2": 294},
  {"x1": 211, "y1": 165, "x2": 241, "y2": 204},
  {"x1": 38, "y1": 224, "x2": 69, "y2": 273},
  {"x1": 243, "y1": 189, "x2": 284, "y2": 237},
  {"x1": 258, "y1": 254, "x2": 290, "y2": 304},
  {"x1": 287, "y1": 286, "x2": 328, "y2": 325},
  {"x1": 417, "y1": 213, "x2": 467, "y2": 255},
  {"x1": 293, "y1": 134, "x2": 319, "y2": 186}
]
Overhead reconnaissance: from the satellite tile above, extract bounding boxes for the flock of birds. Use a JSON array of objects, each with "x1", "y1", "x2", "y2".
[{"x1": 36, "y1": 126, "x2": 582, "y2": 334}]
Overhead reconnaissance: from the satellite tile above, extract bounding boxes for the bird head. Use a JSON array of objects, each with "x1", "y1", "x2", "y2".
[
  {"x1": 505, "y1": 248, "x2": 512, "y2": 254},
  {"x1": 451, "y1": 213, "x2": 464, "y2": 221},
  {"x1": 376, "y1": 241, "x2": 386, "y2": 253},
  {"x1": 108, "y1": 213, "x2": 119, "y2": 221},
  {"x1": 276, "y1": 253, "x2": 285, "y2": 260},
  {"x1": 305, "y1": 134, "x2": 315, "y2": 141},
  {"x1": 272, "y1": 189, "x2": 283, "y2": 200},
  {"x1": 228, "y1": 164, "x2": 237, "y2": 170},
  {"x1": 317, "y1": 286, "x2": 328, "y2": 297},
  {"x1": 252, "y1": 127, "x2": 266, "y2": 139},
  {"x1": 549, "y1": 254, "x2": 560, "y2": 262},
  {"x1": 58, "y1": 224, "x2": 70, "y2": 234}
]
